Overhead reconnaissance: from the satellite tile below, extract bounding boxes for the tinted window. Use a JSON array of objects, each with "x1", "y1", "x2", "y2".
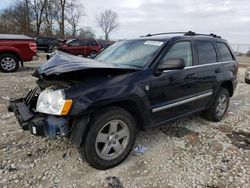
[
  {"x1": 217, "y1": 42, "x2": 234, "y2": 61},
  {"x1": 80, "y1": 41, "x2": 87, "y2": 46},
  {"x1": 69, "y1": 40, "x2": 80, "y2": 46},
  {"x1": 196, "y1": 41, "x2": 217, "y2": 64},
  {"x1": 162, "y1": 41, "x2": 193, "y2": 67}
]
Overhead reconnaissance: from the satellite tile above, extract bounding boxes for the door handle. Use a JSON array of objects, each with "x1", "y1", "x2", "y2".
[
  {"x1": 215, "y1": 68, "x2": 222, "y2": 73},
  {"x1": 186, "y1": 73, "x2": 198, "y2": 79}
]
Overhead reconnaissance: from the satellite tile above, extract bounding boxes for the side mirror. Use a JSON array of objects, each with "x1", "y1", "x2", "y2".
[{"x1": 157, "y1": 58, "x2": 185, "y2": 72}]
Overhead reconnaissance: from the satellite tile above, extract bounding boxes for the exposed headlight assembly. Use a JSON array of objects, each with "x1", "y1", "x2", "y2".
[{"x1": 36, "y1": 89, "x2": 72, "y2": 115}]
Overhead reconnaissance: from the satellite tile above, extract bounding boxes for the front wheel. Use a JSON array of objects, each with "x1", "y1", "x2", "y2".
[
  {"x1": 80, "y1": 106, "x2": 137, "y2": 170},
  {"x1": 201, "y1": 88, "x2": 229, "y2": 122}
]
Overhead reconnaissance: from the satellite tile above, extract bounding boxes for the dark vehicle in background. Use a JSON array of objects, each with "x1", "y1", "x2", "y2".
[
  {"x1": 36, "y1": 37, "x2": 59, "y2": 52},
  {"x1": 0, "y1": 34, "x2": 37, "y2": 72},
  {"x1": 57, "y1": 39, "x2": 102, "y2": 57},
  {"x1": 9, "y1": 31, "x2": 238, "y2": 169}
]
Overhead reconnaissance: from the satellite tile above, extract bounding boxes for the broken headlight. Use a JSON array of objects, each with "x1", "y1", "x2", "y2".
[{"x1": 36, "y1": 89, "x2": 72, "y2": 115}]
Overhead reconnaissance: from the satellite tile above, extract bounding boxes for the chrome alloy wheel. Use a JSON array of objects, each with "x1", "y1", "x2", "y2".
[
  {"x1": 0, "y1": 57, "x2": 16, "y2": 71},
  {"x1": 95, "y1": 120, "x2": 130, "y2": 160},
  {"x1": 216, "y1": 94, "x2": 228, "y2": 117}
]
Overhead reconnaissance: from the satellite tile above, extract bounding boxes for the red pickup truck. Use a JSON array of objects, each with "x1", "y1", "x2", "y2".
[{"x1": 0, "y1": 34, "x2": 37, "y2": 72}]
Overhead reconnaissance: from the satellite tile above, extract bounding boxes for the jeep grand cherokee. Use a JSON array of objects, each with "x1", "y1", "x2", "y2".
[{"x1": 8, "y1": 31, "x2": 238, "y2": 169}]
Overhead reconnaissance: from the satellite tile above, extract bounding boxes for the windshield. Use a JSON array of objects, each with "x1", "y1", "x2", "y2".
[
  {"x1": 95, "y1": 40, "x2": 164, "y2": 67},
  {"x1": 66, "y1": 39, "x2": 74, "y2": 44}
]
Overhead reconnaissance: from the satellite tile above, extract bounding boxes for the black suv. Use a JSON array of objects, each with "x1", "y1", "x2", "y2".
[
  {"x1": 9, "y1": 31, "x2": 238, "y2": 169},
  {"x1": 36, "y1": 37, "x2": 59, "y2": 52}
]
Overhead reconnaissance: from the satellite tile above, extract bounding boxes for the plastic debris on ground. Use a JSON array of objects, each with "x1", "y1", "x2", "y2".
[
  {"x1": 105, "y1": 176, "x2": 123, "y2": 188},
  {"x1": 134, "y1": 145, "x2": 147, "y2": 154},
  {"x1": 1, "y1": 96, "x2": 10, "y2": 100}
]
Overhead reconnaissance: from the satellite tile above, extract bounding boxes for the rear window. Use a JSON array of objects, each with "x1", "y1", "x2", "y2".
[
  {"x1": 196, "y1": 41, "x2": 217, "y2": 65},
  {"x1": 216, "y1": 42, "x2": 234, "y2": 61}
]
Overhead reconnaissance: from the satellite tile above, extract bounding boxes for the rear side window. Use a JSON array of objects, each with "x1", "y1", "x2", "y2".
[
  {"x1": 162, "y1": 41, "x2": 193, "y2": 67},
  {"x1": 196, "y1": 41, "x2": 217, "y2": 64},
  {"x1": 216, "y1": 42, "x2": 234, "y2": 61}
]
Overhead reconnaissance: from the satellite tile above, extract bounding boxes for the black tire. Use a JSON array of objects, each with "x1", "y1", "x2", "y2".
[
  {"x1": 201, "y1": 88, "x2": 230, "y2": 122},
  {"x1": 80, "y1": 106, "x2": 137, "y2": 170},
  {"x1": 0, "y1": 53, "x2": 19, "y2": 73}
]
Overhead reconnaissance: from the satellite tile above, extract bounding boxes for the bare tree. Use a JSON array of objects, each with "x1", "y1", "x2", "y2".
[
  {"x1": 13, "y1": 0, "x2": 31, "y2": 33},
  {"x1": 96, "y1": 9, "x2": 119, "y2": 40},
  {"x1": 66, "y1": 0, "x2": 84, "y2": 37},
  {"x1": 59, "y1": 0, "x2": 66, "y2": 38},
  {"x1": 30, "y1": 0, "x2": 48, "y2": 36},
  {"x1": 53, "y1": 0, "x2": 66, "y2": 38},
  {"x1": 43, "y1": 0, "x2": 56, "y2": 36}
]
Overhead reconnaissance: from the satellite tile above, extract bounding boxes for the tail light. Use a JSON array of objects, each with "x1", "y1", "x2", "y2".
[{"x1": 29, "y1": 42, "x2": 37, "y2": 52}]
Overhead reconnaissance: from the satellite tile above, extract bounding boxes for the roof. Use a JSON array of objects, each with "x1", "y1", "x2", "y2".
[{"x1": 0, "y1": 34, "x2": 33, "y2": 40}]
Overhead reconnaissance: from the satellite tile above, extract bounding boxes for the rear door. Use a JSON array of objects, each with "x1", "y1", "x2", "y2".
[
  {"x1": 194, "y1": 39, "x2": 220, "y2": 108},
  {"x1": 149, "y1": 40, "x2": 201, "y2": 126}
]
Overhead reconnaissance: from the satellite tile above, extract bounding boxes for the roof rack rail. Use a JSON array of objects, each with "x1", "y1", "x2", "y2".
[
  {"x1": 185, "y1": 31, "x2": 221, "y2": 38},
  {"x1": 141, "y1": 31, "x2": 221, "y2": 38},
  {"x1": 141, "y1": 32, "x2": 187, "y2": 37}
]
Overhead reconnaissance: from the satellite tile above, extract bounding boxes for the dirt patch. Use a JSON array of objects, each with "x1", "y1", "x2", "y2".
[{"x1": 227, "y1": 131, "x2": 250, "y2": 150}]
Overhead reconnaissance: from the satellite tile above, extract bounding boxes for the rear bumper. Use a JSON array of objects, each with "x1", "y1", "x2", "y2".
[
  {"x1": 8, "y1": 88, "x2": 69, "y2": 138},
  {"x1": 232, "y1": 78, "x2": 238, "y2": 94}
]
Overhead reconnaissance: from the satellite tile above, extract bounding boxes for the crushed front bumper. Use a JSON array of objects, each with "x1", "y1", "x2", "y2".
[{"x1": 8, "y1": 87, "x2": 69, "y2": 138}]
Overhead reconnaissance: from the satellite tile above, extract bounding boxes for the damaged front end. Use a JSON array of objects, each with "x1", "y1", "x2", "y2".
[
  {"x1": 8, "y1": 51, "x2": 139, "y2": 141},
  {"x1": 8, "y1": 87, "x2": 70, "y2": 138}
]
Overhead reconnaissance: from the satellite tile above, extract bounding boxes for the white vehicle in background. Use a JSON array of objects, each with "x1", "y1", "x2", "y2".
[{"x1": 245, "y1": 67, "x2": 250, "y2": 84}]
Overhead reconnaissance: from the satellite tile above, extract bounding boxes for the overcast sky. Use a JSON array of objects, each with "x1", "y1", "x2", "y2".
[{"x1": 1, "y1": 0, "x2": 250, "y2": 45}]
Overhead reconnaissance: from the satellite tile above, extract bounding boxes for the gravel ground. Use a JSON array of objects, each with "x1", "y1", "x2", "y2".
[{"x1": 0, "y1": 54, "x2": 250, "y2": 188}]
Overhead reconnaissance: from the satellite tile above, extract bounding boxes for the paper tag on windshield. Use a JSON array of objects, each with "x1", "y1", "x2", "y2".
[{"x1": 144, "y1": 41, "x2": 163, "y2": 46}]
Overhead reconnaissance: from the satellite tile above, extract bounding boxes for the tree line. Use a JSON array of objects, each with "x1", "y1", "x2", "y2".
[{"x1": 0, "y1": 0, "x2": 119, "y2": 40}]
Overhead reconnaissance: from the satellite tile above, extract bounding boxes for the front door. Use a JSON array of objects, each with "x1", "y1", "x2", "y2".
[{"x1": 148, "y1": 40, "x2": 201, "y2": 126}]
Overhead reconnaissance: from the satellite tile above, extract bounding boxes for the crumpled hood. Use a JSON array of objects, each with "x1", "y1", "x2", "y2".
[{"x1": 35, "y1": 51, "x2": 140, "y2": 76}]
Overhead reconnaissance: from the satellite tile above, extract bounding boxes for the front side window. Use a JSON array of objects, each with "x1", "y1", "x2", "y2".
[
  {"x1": 196, "y1": 41, "x2": 217, "y2": 64},
  {"x1": 217, "y1": 42, "x2": 234, "y2": 61},
  {"x1": 69, "y1": 40, "x2": 80, "y2": 46},
  {"x1": 161, "y1": 41, "x2": 193, "y2": 67},
  {"x1": 95, "y1": 40, "x2": 164, "y2": 68}
]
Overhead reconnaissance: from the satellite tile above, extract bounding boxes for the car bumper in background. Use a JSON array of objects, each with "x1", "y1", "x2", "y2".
[{"x1": 245, "y1": 71, "x2": 250, "y2": 83}]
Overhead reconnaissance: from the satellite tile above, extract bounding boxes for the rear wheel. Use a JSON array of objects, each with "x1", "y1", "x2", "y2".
[
  {"x1": 201, "y1": 88, "x2": 229, "y2": 122},
  {"x1": 0, "y1": 53, "x2": 19, "y2": 73},
  {"x1": 80, "y1": 106, "x2": 137, "y2": 170}
]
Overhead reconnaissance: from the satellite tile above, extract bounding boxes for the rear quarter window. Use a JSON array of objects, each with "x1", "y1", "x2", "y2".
[
  {"x1": 196, "y1": 40, "x2": 217, "y2": 65},
  {"x1": 216, "y1": 42, "x2": 234, "y2": 61}
]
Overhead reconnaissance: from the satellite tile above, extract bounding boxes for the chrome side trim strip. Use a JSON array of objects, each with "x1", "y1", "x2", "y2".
[
  {"x1": 163, "y1": 61, "x2": 235, "y2": 73},
  {"x1": 152, "y1": 92, "x2": 213, "y2": 113}
]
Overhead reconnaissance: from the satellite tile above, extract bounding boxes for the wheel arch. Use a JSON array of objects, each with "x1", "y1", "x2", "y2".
[
  {"x1": 219, "y1": 81, "x2": 234, "y2": 97},
  {"x1": 0, "y1": 51, "x2": 21, "y2": 62}
]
